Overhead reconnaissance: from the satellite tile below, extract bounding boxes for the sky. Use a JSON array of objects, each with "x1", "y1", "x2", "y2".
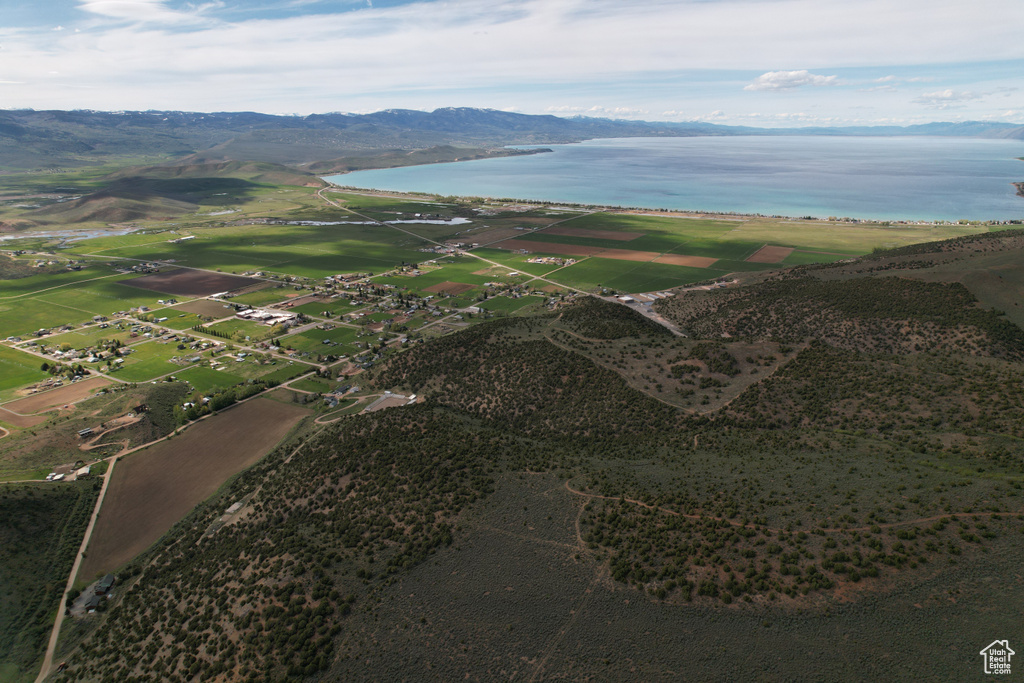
[{"x1": 1, "y1": 0, "x2": 1023, "y2": 127}]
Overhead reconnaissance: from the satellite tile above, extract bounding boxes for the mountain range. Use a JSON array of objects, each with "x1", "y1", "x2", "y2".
[{"x1": 2, "y1": 107, "x2": 1023, "y2": 171}]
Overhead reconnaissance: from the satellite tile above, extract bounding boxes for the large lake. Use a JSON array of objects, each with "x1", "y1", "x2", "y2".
[{"x1": 328, "y1": 136, "x2": 1024, "y2": 222}]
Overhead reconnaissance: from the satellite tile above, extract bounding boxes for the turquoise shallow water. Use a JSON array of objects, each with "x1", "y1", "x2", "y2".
[{"x1": 328, "y1": 136, "x2": 1024, "y2": 222}]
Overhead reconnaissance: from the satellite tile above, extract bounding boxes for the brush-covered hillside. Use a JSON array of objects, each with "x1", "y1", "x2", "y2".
[{"x1": 53, "y1": 231, "x2": 1024, "y2": 682}]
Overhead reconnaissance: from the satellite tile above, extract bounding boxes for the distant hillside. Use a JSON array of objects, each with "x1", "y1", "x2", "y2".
[
  {"x1": 20, "y1": 160, "x2": 323, "y2": 225},
  {"x1": 2, "y1": 108, "x2": 1022, "y2": 170}
]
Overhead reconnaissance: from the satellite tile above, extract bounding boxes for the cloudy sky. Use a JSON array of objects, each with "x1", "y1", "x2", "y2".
[{"x1": 1, "y1": 0, "x2": 1023, "y2": 126}]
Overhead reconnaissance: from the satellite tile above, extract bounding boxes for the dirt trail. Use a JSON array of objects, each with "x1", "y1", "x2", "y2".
[
  {"x1": 563, "y1": 478, "x2": 1020, "y2": 535},
  {"x1": 36, "y1": 456, "x2": 119, "y2": 683}
]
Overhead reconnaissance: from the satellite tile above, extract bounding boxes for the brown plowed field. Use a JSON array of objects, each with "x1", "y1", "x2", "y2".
[
  {"x1": 493, "y1": 240, "x2": 604, "y2": 257},
  {"x1": 424, "y1": 281, "x2": 476, "y2": 295},
  {"x1": 78, "y1": 398, "x2": 310, "y2": 580},
  {"x1": 596, "y1": 249, "x2": 662, "y2": 262},
  {"x1": 543, "y1": 226, "x2": 640, "y2": 241},
  {"x1": 120, "y1": 269, "x2": 258, "y2": 296},
  {"x1": 173, "y1": 299, "x2": 236, "y2": 317},
  {"x1": 745, "y1": 245, "x2": 795, "y2": 263},
  {"x1": 3, "y1": 377, "x2": 112, "y2": 415},
  {"x1": 652, "y1": 254, "x2": 720, "y2": 268},
  {"x1": 0, "y1": 407, "x2": 47, "y2": 428}
]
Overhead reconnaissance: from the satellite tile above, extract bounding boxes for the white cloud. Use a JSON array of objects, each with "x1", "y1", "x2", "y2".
[
  {"x1": 0, "y1": 0, "x2": 1020, "y2": 121},
  {"x1": 76, "y1": 0, "x2": 223, "y2": 25},
  {"x1": 744, "y1": 70, "x2": 838, "y2": 91},
  {"x1": 545, "y1": 105, "x2": 649, "y2": 119},
  {"x1": 912, "y1": 89, "x2": 984, "y2": 109}
]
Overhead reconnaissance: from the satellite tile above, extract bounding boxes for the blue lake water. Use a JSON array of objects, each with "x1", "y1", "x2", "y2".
[{"x1": 328, "y1": 136, "x2": 1024, "y2": 222}]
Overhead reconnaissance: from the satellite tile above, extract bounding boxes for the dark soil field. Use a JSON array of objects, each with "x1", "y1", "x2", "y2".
[
  {"x1": 596, "y1": 247, "x2": 662, "y2": 262},
  {"x1": 3, "y1": 377, "x2": 112, "y2": 415},
  {"x1": 653, "y1": 253, "x2": 719, "y2": 268},
  {"x1": 0, "y1": 407, "x2": 47, "y2": 428},
  {"x1": 120, "y1": 268, "x2": 258, "y2": 296},
  {"x1": 78, "y1": 398, "x2": 310, "y2": 581},
  {"x1": 746, "y1": 244, "x2": 795, "y2": 263}
]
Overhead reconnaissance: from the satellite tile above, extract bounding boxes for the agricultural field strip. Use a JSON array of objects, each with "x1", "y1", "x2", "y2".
[
  {"x1": 473, "y1": 210, "x2": 599, "y2": 249},
  {"x1": 35, "y1": 384, "x2": 314, "y2": 681},
  {"x1": 317, "y1": 187, "x2": 591, "y2": 295},
  {"x1": 0, "y1": 271, "x2": 132, "y2": 301}
]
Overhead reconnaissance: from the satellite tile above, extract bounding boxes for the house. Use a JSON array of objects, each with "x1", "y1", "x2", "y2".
[
  {"x1": 95, "y1": 574, "x2": 116, "y2": 595},
  {"x1": 980, "y1": 640, "x2": 1015, "y2": 675},
  {"x1": 84, "y1": 594, "x2": 102, "y2": 612}
]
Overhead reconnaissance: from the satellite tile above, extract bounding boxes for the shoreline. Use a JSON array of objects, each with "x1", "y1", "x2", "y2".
[
  {"x1": 322, "y1": 180, "x2": 1023, "y2": 227},
  {"x1": 323, "y1": 141, "x2": 1024, "y2": 224}
]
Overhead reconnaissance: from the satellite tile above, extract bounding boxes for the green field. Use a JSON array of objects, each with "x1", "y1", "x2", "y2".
[
  {"x1": 547, "y1": 258, "x2": 713, "y2": 292},
  {"x1": 289, "y1": 377, "x2": 335, "y2": 393},
  {"x1": 464, "y1": 249, "x2": 567, "y2": 276},
  {"x1": 0, "y1": 267, "x2": 168, "y2": 339},
  {"x1": 289, "y1": 298, "x2": 361, "y2": 318},
  {"x1": 0, "y1": 280, "x2": 163, "y2": 340},
  {"x1": 372, "y1": 256, "x2": 493, "y2": 294},
  {"x1": 205, "y1": 318, "x2": 275, "y2": 342},
  {"x1": 258, "y1": 362, "x2": 314, "y2": 384},
  {"x1": 70, "y1": 222, "x2": 433, "y2": 279},
  {"x1": 147, "y1": 308, "x2": 206, "y2": 330},
  {"x1": 478, "y1": 295, "x2": 545, "y2": 313},
  {"x1": 280, "y1": 325, "x2": 364, "y2": 355},
  {"x1": 40, "y1": 323, "x2": 132, "y2": 351},
  {"x1": 109, "y1": 340, "x2": 191, "y2": 382},
  {"x1": 0, "y1": 346, "x2": 49, "y2": 401},
  {"x1": 226, "y1": 287, "x2": 296, "y2": 307},
  {"x1": 175, "y1": 366, "x2": 245, "y2": 393}
]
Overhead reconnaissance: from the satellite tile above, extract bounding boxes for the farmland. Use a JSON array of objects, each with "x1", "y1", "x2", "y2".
[
  {"x1": 119, "y1": 269, "x2": 258, "y2": 297},
  {"x1": 2, "y1": 169, "x2": 1023, "y2": 682},
  {"x1": 0, "y1": 346, "x2": 50, "y2": 402},
  {"x1": 77, "y1": 397, "x2": 311, "y2": 582}
]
